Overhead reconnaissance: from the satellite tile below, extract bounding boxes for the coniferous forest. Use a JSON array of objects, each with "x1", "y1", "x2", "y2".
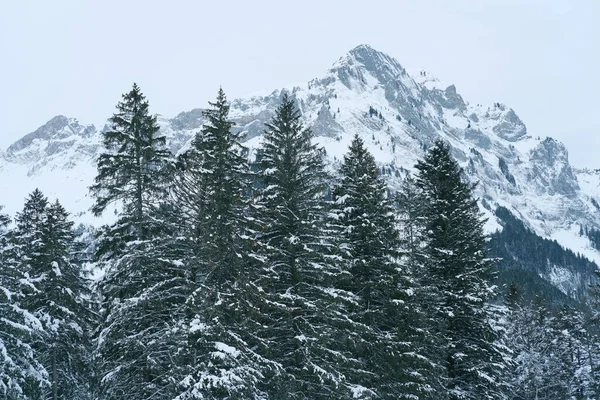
[{"x1": 3, "y1": 84, "x2": 600, "y2": 400}]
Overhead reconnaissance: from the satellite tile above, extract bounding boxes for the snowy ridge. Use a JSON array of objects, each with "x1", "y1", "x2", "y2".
[{"x1": 1, "y1": 44, "x2": 600, "y2": 267}]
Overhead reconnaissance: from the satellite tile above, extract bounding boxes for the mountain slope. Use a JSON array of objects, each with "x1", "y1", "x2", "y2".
[{"x1": 1, "y1": 44, "x2": 600, "y2": 279}]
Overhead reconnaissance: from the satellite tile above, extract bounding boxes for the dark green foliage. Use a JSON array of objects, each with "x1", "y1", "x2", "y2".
[
  {"x1": 334, "y1": 135, "x2": 398, "y2": 315},
  {"x1": 489, "y1": 206, "x2": 597, "y2": 302},
  {"x1": 585, "y1": 278, "x2": 600, "y2": 397},
  {"x1": 256, "y1": 93, "x2": 330, "y2": 287},
  {"x1": 414, "y1": 140, "x2": 506, "y2": 399},
  {"x1": 554, "y1": 305, "x2": 593, "y2": 398},
  {"x1": 0, "y1": 204, "x2": 49, "y2": 399},
  {"x1": 253, "y1": 93, "x2": 347, "y2": 399},
  {"x1": 505, "y1": 293, "x2": 567, "y2": 399},
  {"x1": 186, "y1": 87, "x2": 250, "y2": 284},
  {"x1": 90, "y1": 82, "x2": 170, "y2": 240},
  {"x1": 39, "y1": 200, "x2": 93, "y2": 400},
  {"x1": 333, "y1": 135, "x2": 434, "y2": 399},
  {"x1": 92, "y1": 85, "x2": 185, "y2": 400},
  {"x1": 96, "y1": 226, "x2": 190, "y2": 400},
  {"x1": 175, "y1": 88, "x2": 273, "y2": 399},
  {"x1": 10, "y1": 191, "x2": 92, "y2": 399}
]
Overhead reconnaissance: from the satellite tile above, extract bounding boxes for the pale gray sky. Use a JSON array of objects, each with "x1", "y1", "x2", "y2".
[{"x1": 1, "y1": 1, "x2": 599, "y2": 167}]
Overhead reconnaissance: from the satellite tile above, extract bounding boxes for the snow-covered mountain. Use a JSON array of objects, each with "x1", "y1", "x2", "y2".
[{"x1": 2, "y1": 44, "x2": 600, "y2": 279}]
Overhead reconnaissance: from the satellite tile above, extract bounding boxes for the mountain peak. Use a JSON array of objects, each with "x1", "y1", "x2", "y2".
[
  {"x1": 5, "y1": 115, "x2": 97, "y2": 162},
  {"x1": 347, "y1": 43, "x2": 378, "y2": 56},
  {"x1": 330, "y1": 44, "x2": 407, "y2": 88},
  {"x1": 8, "y1": 115, "x2": 69, "y2": 153}
]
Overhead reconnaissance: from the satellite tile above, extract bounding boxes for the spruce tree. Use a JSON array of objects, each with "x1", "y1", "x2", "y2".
[
  {"x1": 396, "y1": 173, "x2": 449, "y2": 398},
  {"x1": 414, "y1": 140, "x2": 506, "y2": 399},
  {"x1": 333, "y1": 135, "x2": 434, "y2": 398},
  {"x1": 96, "y1": 213, "x2": 190, "y2": 400},
  {"x1": 91, "y1": 84, "x2": 183, "y2": 400},
  {"x1": 40, "y1": 200, "x2": 93, "y2": 400},
  {"x1": 176, "y1": 88, "x2": 272, "y2": 400},
  {"x1": 0, "y1": 205, "x2": 48, "y2": 398},
  {"x1": 90, "y1": 82, "x2": 170, "y2": 241},
  {"x1": 11, "y1": 193, "x2": 93, "y2": 399},
  {"x1": 12, "y1": 189, "x2": 51, "y2": 399},
  {"x1": 253, "y1": 93, "x2": 347, "y2": 399}
]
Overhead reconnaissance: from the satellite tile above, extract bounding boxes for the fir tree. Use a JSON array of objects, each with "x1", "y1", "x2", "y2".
[
  {"x1": 12, "y1": 189, "x2": 51, "y2": 399},
  {"x1": 332, "y1": 135, "x2": 434, "y2": 398},
  {"x1": 40, "y1": 200, "x2": 94, "y2": 400},
  {"x1": 0, "y1": 205, "x2": 48, "y2": 398},
  {"x1": 176, "y1": 88, "x2": 273, "y2": 400},
  {"x1": 396, "y1": 174, "x2": 423, "y2": 260},
  {"x1": 96, "y1": 215, "x2": 190, "y2": 400},
  {"x1": 414, "y1": 140, "x2": 506, "y2": 399},
  {"x1": 12, "y1": 193, "x2": 93, "y2": 399},
  {"x1": 92, "y1": 84, "x2": 183, "y2": 400},
  {"x1": 13, "y1": 189, "x2": 48, "y2": 273},
  {"x1": 90, "y1": 82, "x2": 170, "y2": 241},
  {"x1": 254, "y1": 93, "x2": 347, "y2": 399}
]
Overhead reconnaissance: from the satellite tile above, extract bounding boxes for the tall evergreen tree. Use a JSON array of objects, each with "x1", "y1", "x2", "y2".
[
  {"x1": 0, "y1": 205, "x2": 48, "y2": 399},
  {"x1": 253, "y1": 93, "x2": 347, "y2": 399},
  {"x1": 414, "y1": 140, "x2": 506, "y2": 399},
  {"x1": 396, "y1": 173, "x2": 449, "y2": 398},
  {"x1": 40, "y1": 200, "x2": 93, "y2": 400},
  {"x1": 176, "y1": 88, "x2": 272, "y2": 400},
  {"x1": 11, "y1": 192, "x2": 92, "y2": 399},
  {"x1": 13, "y1": 189, "x2": 48, "y2": 274},
  {"x1": 91, "y1": 84, "x2": 183, "y2": 400},
  {"x1": 90, "y1": 82, "x2": 170, "y2": 241},
  {"x1": 12, "y1": 189, "x2": 51, "y2": 399},
  {"x1": 332, "y1": 135, "x2": 434, "y2": 398}
]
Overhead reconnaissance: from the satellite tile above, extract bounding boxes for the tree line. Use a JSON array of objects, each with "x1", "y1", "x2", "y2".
[{"x1": 2, "y1": 83, "x2": 600, "y2": 399}]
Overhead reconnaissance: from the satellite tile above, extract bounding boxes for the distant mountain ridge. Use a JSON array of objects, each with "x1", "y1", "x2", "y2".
[{"x1": 2, "y1": 44, "x2": 600, "y2": 296}]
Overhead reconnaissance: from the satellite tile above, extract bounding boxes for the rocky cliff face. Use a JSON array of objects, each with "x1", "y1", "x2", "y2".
[{"x1": 1, "y1": 44, "x2": 599, "y2": 267}]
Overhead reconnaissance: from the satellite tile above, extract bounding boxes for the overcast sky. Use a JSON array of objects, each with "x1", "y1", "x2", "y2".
[{"x1": 1, "y1": 1, "x2": 599, "y2": 167}]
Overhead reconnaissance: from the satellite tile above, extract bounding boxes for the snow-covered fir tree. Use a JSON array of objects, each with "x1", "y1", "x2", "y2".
[
  {"x1": 413, "y1": 140, "x2": 507, "y2": 399},
  {"x1": 91, "y1": 84, "x2": 181, "y2": 400},
  {"x1": 0, "y1": 204, "x2": 48, "y2": 399},
  {"x1": 11, "y1": 189, "x2": 53, "y2": 399},
  {"x1": 332, "y1": 134, "x2": 435, "y2": 399},
  {"x1": 176, "y1": 88, "x2": 273, "y2": 400},
  {"x1": 9, "y1": 191, "x2": 93, "y2": 399},
  {"x1": 90, "y1": 82, "x2": 171, "y2": 241},
  {"x1": 253, "y1": 93, "x2": 348, "y2": 399},
  {"x1": 39, "y1": 200, "x2": 92, "y2": 400}
]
